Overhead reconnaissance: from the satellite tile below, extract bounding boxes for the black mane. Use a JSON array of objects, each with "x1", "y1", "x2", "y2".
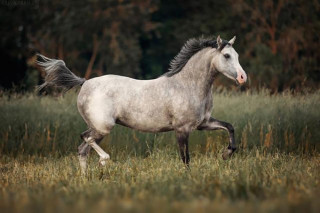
[{"x1": 164, "y1": 36, "x2": 229, "y2": 77}]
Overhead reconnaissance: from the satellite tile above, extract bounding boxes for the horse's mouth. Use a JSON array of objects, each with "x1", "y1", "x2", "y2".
[{"x1": 236, "y1": 79, "x2": 246, "y2": 86}]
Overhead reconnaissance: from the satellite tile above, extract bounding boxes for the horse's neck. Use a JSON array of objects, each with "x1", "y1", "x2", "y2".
[{"x1": 171, "y1": 48, "x2": 217, "y2": 98}]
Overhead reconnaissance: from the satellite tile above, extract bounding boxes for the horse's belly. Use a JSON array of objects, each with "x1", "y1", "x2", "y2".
[
  {"x1": 116, "y1": 111, "x2": 174, "y2": 133},
  {"x1": 117, "y1": 120, "x2": 173, "y2": 132}
]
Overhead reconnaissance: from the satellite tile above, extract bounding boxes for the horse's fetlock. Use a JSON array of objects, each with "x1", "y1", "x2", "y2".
[{"x1": 227, "y1": 145, "x2": 237, "y2": 152}]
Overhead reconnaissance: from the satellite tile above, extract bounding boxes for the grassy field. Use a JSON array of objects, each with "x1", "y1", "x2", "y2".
[{"x1": 0, "y1": 91, "x2": 319, "y2": 212}]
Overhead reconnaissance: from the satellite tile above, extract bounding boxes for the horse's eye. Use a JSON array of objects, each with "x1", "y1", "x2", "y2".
[{"x1": 224, "y1": 54, "x2": 230, "y2": 59}]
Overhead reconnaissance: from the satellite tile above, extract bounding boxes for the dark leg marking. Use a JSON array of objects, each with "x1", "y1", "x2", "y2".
[
  {"x1": 176, "y1": 131, "x2": 190, "y2": 167},
  {"x1": 198, "y1": 117, "x2": 236, "y2": 159}
]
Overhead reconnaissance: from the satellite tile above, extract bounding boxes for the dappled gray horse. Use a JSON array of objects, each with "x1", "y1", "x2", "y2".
[{"x1": 37, "y1": 35, "x2": 247, "y2": 173}]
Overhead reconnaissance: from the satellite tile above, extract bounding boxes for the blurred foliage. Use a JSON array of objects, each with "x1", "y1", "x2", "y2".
[{"x1": 0, "y1": 0, "x2": 319, "y2": 92}]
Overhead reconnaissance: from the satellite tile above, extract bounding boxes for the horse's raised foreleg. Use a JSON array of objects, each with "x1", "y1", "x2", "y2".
[
  {"x1": 197, "y1": 117, "x2": 236, "y2": 160},
  {"x1": 79, "y1": 129, "x2": 110, "y2": 174},
  {"x1": 175, "y1": 131, "x2": 190, "y2": 168}
]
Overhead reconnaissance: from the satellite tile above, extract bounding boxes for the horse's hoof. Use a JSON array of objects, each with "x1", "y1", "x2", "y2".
[
  {"x1": 99, "y1": 155, "x2": 110, "y2": 166},
  {"x1": 99, "y1": 159, "x2": 107, "y2": 166},
  {"x1": 222, "y1": 147, "x2": 236, "y2": 160}
]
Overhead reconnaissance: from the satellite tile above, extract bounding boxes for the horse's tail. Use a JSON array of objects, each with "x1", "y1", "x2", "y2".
[{"x1": 36, "y1": 54, "x2": 86, "y2": 92}]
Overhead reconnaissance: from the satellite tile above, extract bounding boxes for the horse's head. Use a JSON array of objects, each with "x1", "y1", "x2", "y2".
[{"x1": 213, "y1": 36, "x2": 247, "y2": 85}]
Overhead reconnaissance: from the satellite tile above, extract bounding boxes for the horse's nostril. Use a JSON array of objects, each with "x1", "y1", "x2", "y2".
[{"x1": 241, "y1": 74, "x2": 244, "y2": 80}]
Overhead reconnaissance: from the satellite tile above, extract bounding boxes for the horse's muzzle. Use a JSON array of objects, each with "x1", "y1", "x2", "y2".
[{"x1": 236, "y1": 69, "x2": 247, "y2": 85}]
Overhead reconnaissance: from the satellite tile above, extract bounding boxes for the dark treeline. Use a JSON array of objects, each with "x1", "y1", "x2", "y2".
[{"x1": 0, "y1": 0, "x2": 319, "y2": 92}]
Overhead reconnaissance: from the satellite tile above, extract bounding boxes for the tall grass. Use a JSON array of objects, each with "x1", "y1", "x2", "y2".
[
  {"x1": 0, "y1": 91, "x2": 319, "y2": 212},
  {"x1": 0, "y1": 91, "x2": 319, "y2": 156}
]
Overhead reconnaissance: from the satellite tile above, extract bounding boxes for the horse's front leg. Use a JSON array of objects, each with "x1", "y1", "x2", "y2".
[
  {"x1": 175, "y1": 131, "x2": 190, "y2": 168},
  {"x1": 197, "y1": 117, "x2": 236, "y2": 160}
]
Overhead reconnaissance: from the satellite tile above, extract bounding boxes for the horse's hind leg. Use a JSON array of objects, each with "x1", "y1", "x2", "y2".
[
  {"x1": 78, "y1": 133, "x2": 104, "y2": 174},
  {"x1": 78, "y1": 141, "x2": 91, "y2": 174},
  {"x1": 79, "y1": 129, "x2": 110, "y2": 174}
]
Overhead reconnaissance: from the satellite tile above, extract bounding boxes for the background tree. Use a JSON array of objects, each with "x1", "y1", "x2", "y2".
[
  {"x1": 232, "y1": 0, "x2": 320, "y2": 91},
  {"x1": 0, "y1": 0, "x2": 319, "y2": 92}
]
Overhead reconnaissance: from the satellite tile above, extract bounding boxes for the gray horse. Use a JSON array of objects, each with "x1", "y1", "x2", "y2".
[{"x1": 37, "y1": 35, "x2": 247, "y2": 173}]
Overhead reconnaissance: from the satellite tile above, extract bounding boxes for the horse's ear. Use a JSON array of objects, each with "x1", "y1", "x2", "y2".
[
  {"x1": 217, "y1": 35, "x2": 222, "y2": 49},
  {"x1": 229, "y1": 36, "x2": 236, "y2": 45}
]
